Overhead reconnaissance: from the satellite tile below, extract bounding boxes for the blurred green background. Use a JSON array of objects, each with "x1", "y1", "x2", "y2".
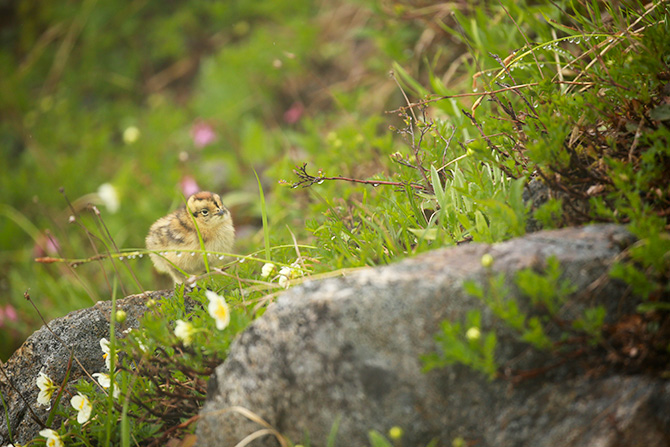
[{"x1": 0, "y1": 0, "x2": 467, "y2": 360}]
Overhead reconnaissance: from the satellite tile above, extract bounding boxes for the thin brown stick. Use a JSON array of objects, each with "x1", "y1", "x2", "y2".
[
  {"x1": 387, "y1": 81, "x2": 595, "y2": 113},
  {"x1": 291, "y1": 163, "x2": 426, "y2": 191}
]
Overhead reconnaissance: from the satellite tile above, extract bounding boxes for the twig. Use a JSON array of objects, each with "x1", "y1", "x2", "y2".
[
  {"x1": 93, "y1": 208, "x2": 145, "y2": 292},
  {"x1": 498, "y1": 0, "x2": 545, "y2": 79},
  {"x1": 389, "y1": 70, "x2": 418, "y2": 123},
  {"x1": 290, "y1": 163, "x2": 427, "y2": 191},
  {"x1": 387, "y1": 82, "x2": 593, "y2": 113},
  {"x1": 59, "y1": 188, "x2": 115, "y2": 296}
]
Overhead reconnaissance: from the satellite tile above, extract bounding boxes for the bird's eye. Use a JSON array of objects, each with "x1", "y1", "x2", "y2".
[{"x1": 200, "y1": 209, "x2": 209, "y2": 216}]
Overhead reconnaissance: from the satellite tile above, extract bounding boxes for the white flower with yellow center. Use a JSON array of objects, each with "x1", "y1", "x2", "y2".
[
  {"x1": 93, "y1": 372, "x2": 120, "y2": 398},
  {"x1": 39, "y1": 429, "x2": 63, "y2": 447},
  {"x1": 70, "y1": 393, "x2": 92, "y2": 424},
  {"x1": 261, "y1": 262, "x2": 276, "y2": 278},
  {"x1": 205, "y1": 290, "x2": 230, "y2": 330},
  {"x1": 36, "y1": 372, "x2": 58, "y2": 407},
  {"x1": 278, "y1": 265, "x2": 296, "y2": 288},
  {"x1": 100, "y1": 338, "x2": 118, "y2": 370},
  {"x1": 174, "y1": 319, "x2": 196, "y2": 346}
]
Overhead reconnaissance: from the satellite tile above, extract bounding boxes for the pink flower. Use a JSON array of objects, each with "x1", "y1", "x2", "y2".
[
  {"x1": 180, "y1": 176, "x2": 200, "y2": 197},
  {"x1": 190, "y1": 121, "x2": 216, "y2": 148},
  {"x1": 5, "y1": 304, "x2": 17, "y2": 321},
  {"x1": 33, "y1": 233, "x2": 60, "y2": 258},
  {"x1": 0, "y1": 305, "x2": 18, "y2": 328},
  {"x1": 283, "y1": 102, "x2": 304, "y2": 124}
]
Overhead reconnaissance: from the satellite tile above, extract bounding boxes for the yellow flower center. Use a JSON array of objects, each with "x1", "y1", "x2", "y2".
[{"x1": 214, "y1": 302, "x2": 228, "y2": 320}]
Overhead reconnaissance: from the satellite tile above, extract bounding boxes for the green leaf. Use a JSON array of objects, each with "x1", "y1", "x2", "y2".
[
  {"x1": 254, "y1": 169, "x2": 272, "y2": 262},
  {"x1": 430, "y1": 165, "x2": 446, "y2": 205},
  {"x1": 408, "y1": 228, "x2": 439, "y2": 241},
  {"x1": 368, "y1": 430, "x2": 393, "y2": 447}
]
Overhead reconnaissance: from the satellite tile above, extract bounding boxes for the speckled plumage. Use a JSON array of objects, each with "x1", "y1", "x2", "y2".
[{"x1": 146, "y1": 192, "x2": 234, "y2": 283}]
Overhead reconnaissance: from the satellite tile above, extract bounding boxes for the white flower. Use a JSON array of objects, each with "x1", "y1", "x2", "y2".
[
  {"x1": 93, "y1": 372, "x2": 120, "y2": 398},
  {"x1": 261, "y1": 263, "x2": 276, "y2": 278},
  {"x1": 92, "y1": 372, "x2": 110, "y2": 387},
  {"x1": 174, "y1": 319, "x2": 196, "y2": 346},
  {"x1": 278, "y1": 265, "x2": 293, "y2": 278},
  {"x1": 466, "y1": 327, "x2": 481, "y2": 341},
  {"x1": 122, "y1": 126, "x2": 140, "y2": 144},
  {"x1": 277, "y1": 263, "x2": 302, "y2": 288},
  {"x1": 39, "y1": 429, "x2": 63, "y2": 447},
  {"x1": 100, "y1": 338, "x2": 117, "y2": 370},
  {"x1": 205, "y1": 290, "x2": 230, "y2": 330},
  {"x1": 70, "y1": 393, "x2": 92, "y2": 424},
  {"x1": 97, "y1": 183, "x2": 120, "y2": 213},
  {"x1": 36, "y1": 372, "x2": 57, "y2": 407}
]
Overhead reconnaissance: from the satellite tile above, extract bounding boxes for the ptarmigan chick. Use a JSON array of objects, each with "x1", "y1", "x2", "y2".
[{"x1": 146, "y1": 191, "x2": 234, "y2": 283}]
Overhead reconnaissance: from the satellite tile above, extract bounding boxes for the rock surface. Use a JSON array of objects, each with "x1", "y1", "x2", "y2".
[
  {"x1": 0, "y1": 290, "x2": 174, "y2": 445},
  {"x1": 197, "y1": 224, "x2": 670, "y2": 446}
]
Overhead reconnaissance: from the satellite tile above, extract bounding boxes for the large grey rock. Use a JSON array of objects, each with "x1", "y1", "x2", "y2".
[
  {"x1": 0, "y1": 290, "x2": 174, "y2": 445},
  {"x1": 197, "y1": 224, "x2": 669, "y2": 446}
]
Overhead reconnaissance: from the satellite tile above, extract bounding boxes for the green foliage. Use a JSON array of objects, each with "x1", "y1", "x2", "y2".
[
  {"x1": 572, "y1": 306, "x2": 607, "y2": 345},
  {"x1": 426, "y1": 256, "x2": 606, "y2": 378},
  {"x1": 34, "y1": 286, "x2": 252, "y2": 446},
  {"x1": 0, "y1": 0, "x2": 419, "y2": 359},
  {"x1": 418, "y1": 0, "x2": 670, "y2": 381},
  {"x1": 516, "y1": 257, "x2": 577, "y2": 315},
  {"x1": 422, "y1": 309, "x2": 498, "y2": 380},
  {"x1": 533, "y1": 198, "x2": 564, "y2": 229}
]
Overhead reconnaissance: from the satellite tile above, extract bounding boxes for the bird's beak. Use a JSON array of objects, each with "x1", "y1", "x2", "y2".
[{"x1": 215, "y1": 208, "x2": 226, "y2": 216}]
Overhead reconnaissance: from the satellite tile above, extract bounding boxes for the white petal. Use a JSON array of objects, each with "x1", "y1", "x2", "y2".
[
  {"x1": 93, "y1": 372, "x2": 110, "y2": 387},
  {"x1": 206, "y1": 292, "x2": 230, "y2": 330}
]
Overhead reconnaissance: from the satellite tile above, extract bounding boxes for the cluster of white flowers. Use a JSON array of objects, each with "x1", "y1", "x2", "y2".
[
  {"x1": 34, "y1": 335, "x2": 125, "y2": 437},
  {"x1": 34, "y1": 373, "x2": 94, "y2": 445},
  {"x1": 33, "y1": 291, "x2": 235, "y2": 440},
  {"x1": 260, "y1": 261, "x2": 305, "y2": 288},
  {"x1": 173, "y1": 290, "x2": 231, "y2": 345}
]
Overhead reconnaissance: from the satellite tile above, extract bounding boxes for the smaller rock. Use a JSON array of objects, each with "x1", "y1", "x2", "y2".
[{"x1": 0, "y1": 290, "x2": 174, "y2": 445}]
